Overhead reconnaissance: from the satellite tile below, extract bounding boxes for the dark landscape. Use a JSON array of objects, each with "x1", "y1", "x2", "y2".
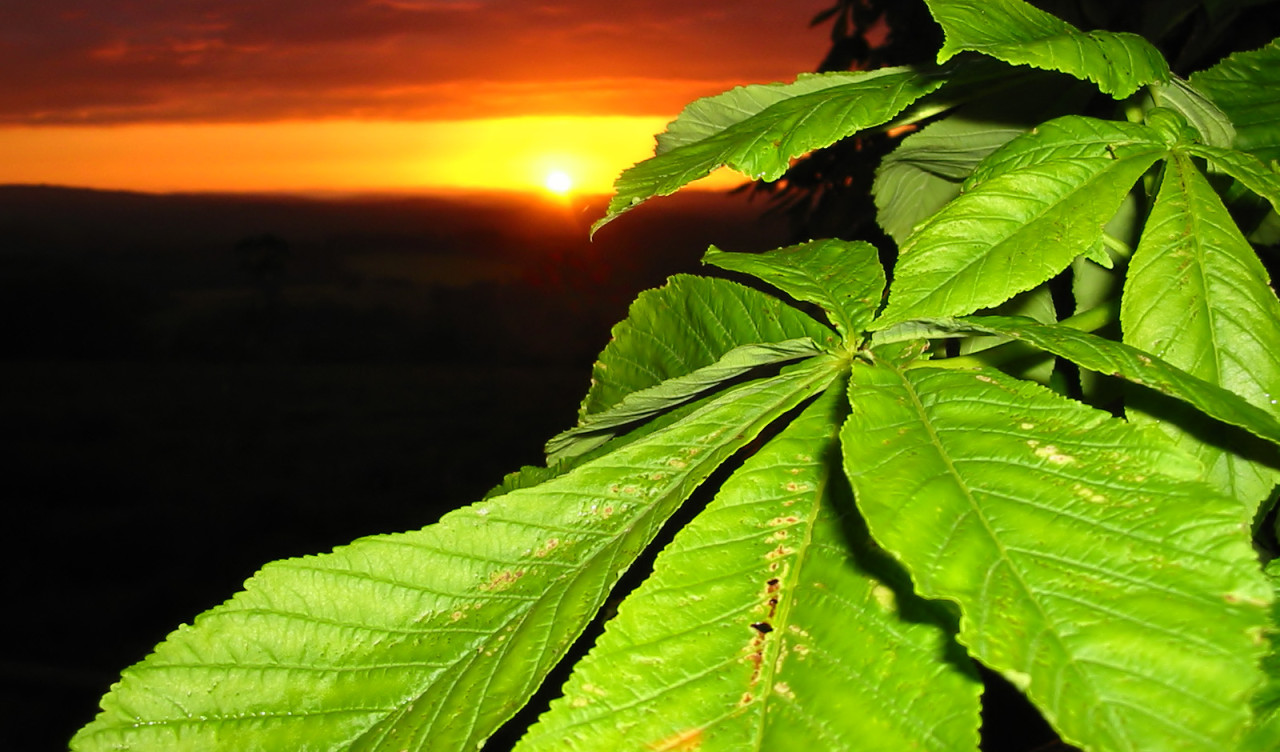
[{"x1": 0, "y1": 184, "x2": 796, "y2": 750}]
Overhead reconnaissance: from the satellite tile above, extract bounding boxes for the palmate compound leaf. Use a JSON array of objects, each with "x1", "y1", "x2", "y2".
[
  {"x1": 593, "y1": 67, "x2": 948, "y2": 233},
  {"x1": 703, "y1": 239, "x2": 885, "y2": 342},
  {"x1": 70, "y1": 356, "x2": 843, "y2": 752},
  {"x1": 578, "y1": 274, "x2": 836, "y2": 420},
  {"x1": 923, "y1": 0, "x2": 1169, "y2": 99},
  {"x1": 516, "y1": 387, "x2": 982, "y2": 752},
  {"x1": 841, "y1": 360, "x2": 1272, "y2": 752},
  {"x1": 872, "y1": 117, "x2": 1167, "y2": 329},
  {"x1": 1122, "y1": 149, "x2": 1280, "y2": 511}
]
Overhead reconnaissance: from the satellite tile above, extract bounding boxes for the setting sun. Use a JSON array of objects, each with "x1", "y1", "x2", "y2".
[{"x1": 544, "y1": 170, "x2": 573, "y2": 195}]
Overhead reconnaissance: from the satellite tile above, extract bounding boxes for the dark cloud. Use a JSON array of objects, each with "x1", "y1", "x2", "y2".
[{"x1": 1, "y1": 0, "x2": 832, "y2": 125}]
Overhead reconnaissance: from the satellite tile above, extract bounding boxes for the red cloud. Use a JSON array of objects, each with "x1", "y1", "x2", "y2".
[{"x1": 1, "y1": 0, "x2": 825, "y2": 125}]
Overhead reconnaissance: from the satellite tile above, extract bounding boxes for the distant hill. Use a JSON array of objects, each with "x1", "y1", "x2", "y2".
[{"x1": 0, "y1": 184, "x2": 794, "y2": 364}]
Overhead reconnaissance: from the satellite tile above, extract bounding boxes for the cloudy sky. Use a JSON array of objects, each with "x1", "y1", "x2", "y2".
[{"x1": 2, "y1": 1, "x2": 840, "y2": 193}]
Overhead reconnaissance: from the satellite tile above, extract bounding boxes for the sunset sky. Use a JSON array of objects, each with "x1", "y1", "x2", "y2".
[{"x1": 2, "y1": 1, "x2": 836, "y2": 195}]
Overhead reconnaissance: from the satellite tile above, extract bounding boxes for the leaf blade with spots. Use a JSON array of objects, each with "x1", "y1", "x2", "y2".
[
  {"x1": 1121, "y1": 149, "x2": 1280, "y2": 511},
  {"x1": 71, "y1": 357, "x2": 842, "y2": 752},
  {"x1": 841, "y1": 361, "x2": 1271, "y2": 752},
  {"x1": 518, "y1": 387, "x2": 982, "y2": 752}
]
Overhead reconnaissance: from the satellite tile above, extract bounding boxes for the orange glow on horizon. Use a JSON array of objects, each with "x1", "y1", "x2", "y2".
[{"x1": 0, "y1": 117, "x2": 749, "y2": 196}]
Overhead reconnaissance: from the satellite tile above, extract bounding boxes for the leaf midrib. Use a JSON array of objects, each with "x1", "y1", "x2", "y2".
[{"x1": 892, "y1": 363, "x2": 1121, "y2": 744}]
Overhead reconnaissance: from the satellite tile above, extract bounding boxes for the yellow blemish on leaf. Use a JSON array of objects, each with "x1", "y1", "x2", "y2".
[
  {"x1": 1073, "y1": 484, "x2": 1106, "y2": 503},
  {"x1": 872, "y1": 583, "x2": 896, "y2": 611},
  {"x1": 534, "y1": 538, "x2": 560, "y2": 557},
  {"x1": 773, "y1": 681, "x2": 795, "y2": 699},
  {"x1": 479, "y1": 569, "x2": 525, "y2": 592},
  {"x1": 1034, "y1": 444, "x2": 1074, "y2": 464},
  {"x1": 649, "y1": 727, "x2": 703, "y2": 751},
  {"x1": 1020, "y1": 422, "x2": 1035, "y2": 430},
  {"x1": 668, "y1": 458, "x2": 688, "y2": 469}
]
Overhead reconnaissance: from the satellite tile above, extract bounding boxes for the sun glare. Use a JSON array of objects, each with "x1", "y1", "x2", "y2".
[
  {"x1": 0, "y1": 116, "x2": 751, "y2": 195},
  {"x1": 544, "y1": 169, "x2": 573, "y2": 195}
]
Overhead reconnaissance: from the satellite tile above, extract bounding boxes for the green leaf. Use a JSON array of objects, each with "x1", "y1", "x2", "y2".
[
  {"x1": 594, "y1": 67, "x2": 948, "y2": 232},
  {"x1": 924, "y1": 0, "x2": 1170, "y2": 98},
  {"x1": 842, "y1": 360, "x2": 1272, "y2": 752},
  {"x1": 873, "y1": 112, "x2": 1030, "y2": 245},
  {"x1": 964, "y1": 116, "x2": 1165, "y2": 188},
  {"x1": 519, "y1": 387, "x2": 982, "y2": 752},
  {"x1": 956, "y1": 284, "x2": 1057, "y2": 384},
  {"x1": 1122, "y1": 150, "x2": 1280, "y2": 510},
  {"x1": 1191, "y1": 38, "x2": 1280, "y2": 160},
  {"x1": 547, "y1": 338, "x2": 822, "y2": 463},
  {"x1": 1186, "y1": 142, "x2": 1280, "y2": 215},
  {"x1": 71, "y1": 356, "x2": 843, "y2": 752},
  {"x1": 654, "y1": 72, "x2": 876, "y2": 155},
  {"x1": 1242, "y1": 559, "x2": 1280, "y2": 752},
  {"x1": 580, "y1": 275, "x2": 835, "y2": 419},
  {"x1": 1149, "y1": 77, "x2": 1237, "y2": 149},
  {"x1": 703, "y1": 239, "x2": 885, "y2": 341},
  {"x1": 873, "y1": 118, "x2": 1166, "y2": 329},
  {"x1": 896, "y1": 314, "x2": 1280, "y2": 454}
]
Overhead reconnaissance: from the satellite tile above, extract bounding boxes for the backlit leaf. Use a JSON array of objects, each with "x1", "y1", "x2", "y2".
[
  {"x1": 842, "y1": 360, "x2": 1271, "y2": 752},
  {"x1": 547, "y1": 338, "x2": 821, "y2": 463},
  {"x1": 1241, "y1": 560, "x2": 1280, "y2": 752},
  {"x1": 924, "y1": 0, "x2": 1169, "y2": 98},
  {"x1": 519, "y1": 387, "x2": 982, "y2": 751},
  {"x1": 1191, "y1": 38, "x2": 1280, "y2": 160},
  {"x1": 873, "y1": 111, "x2": 1030, "y2": 244},
  {"x1": 580, "y1": 275, "x2": 835, "y2": 418},
  {"x1": 1150, "y1": 77, "x2": 1236, "y2": 149},
  {"x1": 1186, "y1": 142, "x2": 1280, "y2": 214},
  {"x1": 595, "y1": 67, "x2": 947, "y2": 232},
  {"x1": 894, "y1": 314, "x2": 1280, "y2": 454},
  {"x1": 703, "y1": 239, "x2": 885, "y2": 341},
  {"x1": 654, "y1": 72, "x2": 875, "y2": 155},
  {"x1": 1122, "y1": 150, "x2": 1280, "y2": 510},
  {"x1": 71, "y1": 356, "x2": 843, "y2": 752},
  {"x1": 873, "y1": 118, "x2": 1165, "y2": 328},
  {"x1": 964, "y1": 116, "x2": 1164, "y2": 188}
]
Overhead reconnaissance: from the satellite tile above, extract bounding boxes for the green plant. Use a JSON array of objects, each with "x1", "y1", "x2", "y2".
[{"x1": 72, "y1": 0, "x2": 1280, "y2": 749}]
